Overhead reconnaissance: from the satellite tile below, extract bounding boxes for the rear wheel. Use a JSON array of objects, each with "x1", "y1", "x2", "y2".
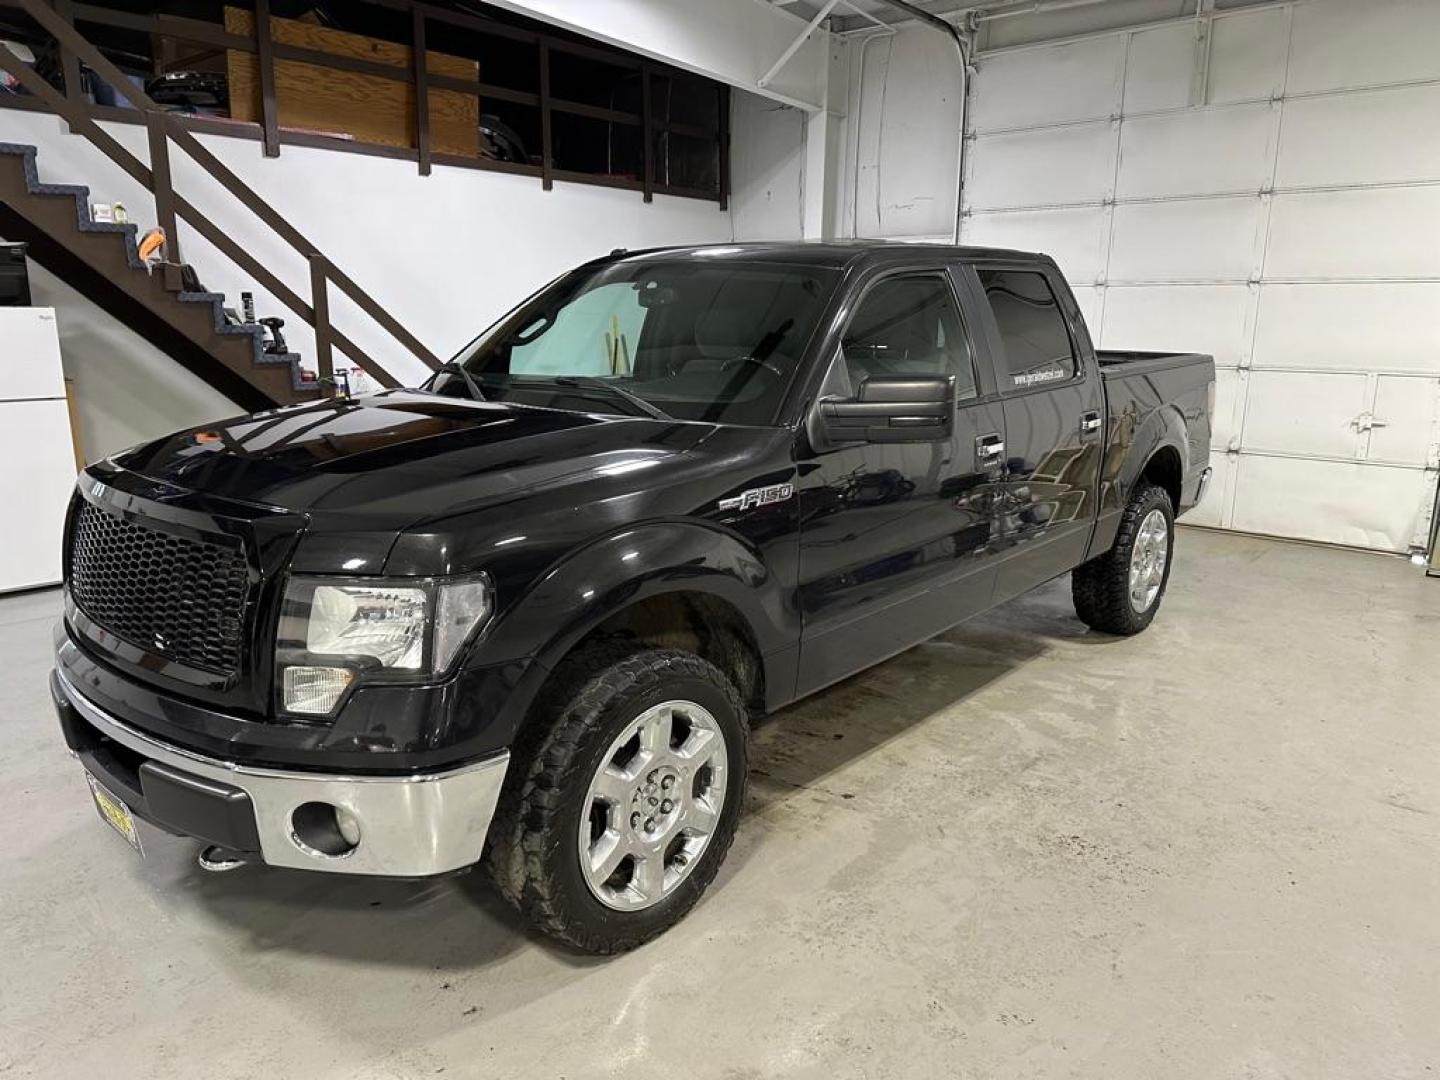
[
  {"x1": 485, "y1": 644, "x2": 748, "y2": 954},
  {"x1": 1071, "y1": 481, "x2": 1175, "y2": 635}
]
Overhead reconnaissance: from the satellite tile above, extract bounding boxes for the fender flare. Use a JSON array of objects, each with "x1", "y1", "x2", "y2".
[{"x1": 480, "y1": 520, "x2": 789, "y2": 674}]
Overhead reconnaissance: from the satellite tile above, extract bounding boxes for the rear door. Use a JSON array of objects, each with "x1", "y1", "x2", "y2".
[
  {"x1": 965, "y1": 262, "x2": 1105, "y2": 603},
  {"x1": 794, "y1": 263, "x2": 1007, "y2": 696}
]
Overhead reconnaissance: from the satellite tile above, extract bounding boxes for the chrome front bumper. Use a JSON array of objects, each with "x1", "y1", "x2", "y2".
[{"x1": 55, "y1": 671, "x2": 509, "y2": 877}]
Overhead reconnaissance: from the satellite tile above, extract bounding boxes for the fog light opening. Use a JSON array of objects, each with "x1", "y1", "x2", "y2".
[{"x1": 290, "y1": 801, "x2": 360, "y2": 858}]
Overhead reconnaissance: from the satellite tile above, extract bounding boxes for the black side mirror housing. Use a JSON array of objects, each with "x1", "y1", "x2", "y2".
[{"x1": 819, "y1": 374, "x2": 956, "y2": 444}]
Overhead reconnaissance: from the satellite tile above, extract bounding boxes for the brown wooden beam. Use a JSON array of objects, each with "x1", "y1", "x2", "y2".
[
  {"x1": 641, "y1": 63, "x2": 654, "y2": 204},
  {"x1": 539, "y1": 41, "x2": 553, "y2": 191},
  {"x1": 309, "y1": 254, "x2": 335, "y2": 396},
  {"x1": 412, "y1": 7, "x2": 430, "y2": 176},
  {"x1": 254, "y1": 0, "x2": 280, "y2": 158}
]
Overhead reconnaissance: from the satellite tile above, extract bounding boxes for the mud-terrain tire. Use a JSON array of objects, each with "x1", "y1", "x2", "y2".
[
  {"x1": 485, "y1": 644, "x2": 748, "y2": 954},
  {"x1": 1071, "y1": 481, "x2": 1175, "y2": 636}
]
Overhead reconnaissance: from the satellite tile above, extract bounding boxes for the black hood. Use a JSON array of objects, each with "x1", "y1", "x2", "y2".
[{"x1": 112, "y1": 391, "x2": 719, "y2": 571}]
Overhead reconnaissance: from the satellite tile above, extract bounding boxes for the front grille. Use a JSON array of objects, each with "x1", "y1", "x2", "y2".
[{"x1": 69, "y1": 501, "x2": 250, "y2": 674}]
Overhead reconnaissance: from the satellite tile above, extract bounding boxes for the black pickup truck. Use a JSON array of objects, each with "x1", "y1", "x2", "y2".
[{"x1": 51, "y1": 242, "x2": 1214, "y2": 953}]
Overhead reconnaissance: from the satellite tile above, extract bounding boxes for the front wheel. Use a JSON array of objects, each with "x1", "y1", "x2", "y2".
[
  {"x1": 485, "y1": 645, "x2": 748, "y2": 954},
  {"x1": 1071, "y1": 481, "x2": 1175, "y2": 635}
]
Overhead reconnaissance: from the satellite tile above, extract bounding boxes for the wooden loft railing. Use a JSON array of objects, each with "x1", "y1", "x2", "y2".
[
  {"x1": 0, "y1": 0, "x2": 729, "y2": 204},
  {"x1": 0, "y1": 0, "x2": 442, "y2": 395}
]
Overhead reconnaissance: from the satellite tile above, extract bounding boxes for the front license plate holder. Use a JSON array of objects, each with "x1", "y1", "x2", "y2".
[{"x1": 85, "y1": 772, "x2": 144, "y2": 856}]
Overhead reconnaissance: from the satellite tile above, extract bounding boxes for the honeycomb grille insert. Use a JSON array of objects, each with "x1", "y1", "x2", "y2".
[{"x1": 70, "y1": 502, "x2": 250, "y2": 673}]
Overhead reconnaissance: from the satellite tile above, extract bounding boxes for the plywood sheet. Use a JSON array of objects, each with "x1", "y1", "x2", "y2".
[{"x1": 225, "y1": 7, "x2": 478, "y2": 158}]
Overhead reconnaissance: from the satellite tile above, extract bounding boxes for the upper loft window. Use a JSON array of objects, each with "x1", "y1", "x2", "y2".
[{"x1": 0, "y1": 0, "x2": 729, "y2": 203}]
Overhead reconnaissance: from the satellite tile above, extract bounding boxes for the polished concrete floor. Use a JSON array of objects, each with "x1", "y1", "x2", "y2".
[{"x1": 1, "y1": 528, "x2": 1437, "y2": 1079}]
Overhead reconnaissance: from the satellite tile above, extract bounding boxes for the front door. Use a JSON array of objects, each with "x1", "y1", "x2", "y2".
[
  {"x1": 795, "y1": 266, "x2": 1007, "y2": 697},
  {"x1": 968, "y1": 264, "x2": 1105, "y2": 603}
]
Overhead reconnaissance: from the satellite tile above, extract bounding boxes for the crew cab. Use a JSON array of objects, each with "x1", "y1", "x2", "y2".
[{"x1": 50, "y1": 242, "x2": 1214, "y2": 953}]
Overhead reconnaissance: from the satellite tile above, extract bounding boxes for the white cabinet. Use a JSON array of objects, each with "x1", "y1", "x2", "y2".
[{"x1": 1, "y1": 307, "x2": 76, "y2": 592}]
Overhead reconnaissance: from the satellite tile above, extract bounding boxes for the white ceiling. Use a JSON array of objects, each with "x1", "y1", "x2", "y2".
[{"x1": 769, "y1": 0, "x2": 1284, "y2": 46}]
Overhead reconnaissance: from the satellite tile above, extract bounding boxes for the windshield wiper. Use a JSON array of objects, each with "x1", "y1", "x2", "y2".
[
  {"x1": 425, "y1": 360, "x2": 488, "y2": 402},
  {"x1": 545, "y1": 376, "x2": 671, "y2": 421}
]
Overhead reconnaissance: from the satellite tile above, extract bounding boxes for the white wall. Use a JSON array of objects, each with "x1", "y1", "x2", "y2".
[
  {"x1": 730, "y1": 89, "x2": 807, "y2": 241},
  {"x1": 833, "y1": 24, "x2": 965, "y2": 242},
  {"x1": 4, "y1": 109, "x2": 733, "y2": 450},
  {"x1": 728, "y1": 22, "x2": 968, "y2": 246},
  {"x1": 961, "y1": 0, "x2": 1440, "y2": 554}
]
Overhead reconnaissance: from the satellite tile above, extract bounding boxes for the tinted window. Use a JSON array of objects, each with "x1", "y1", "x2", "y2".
[
  {"x1": 841, "y1": 273, "x2": 978, "y2": 400},
  {"x1": 977, "y1": 269, "x2": 1076, "y2": 390},
  {"x1": 448, "y1": 259, "x2": 837, "y2": 425}
]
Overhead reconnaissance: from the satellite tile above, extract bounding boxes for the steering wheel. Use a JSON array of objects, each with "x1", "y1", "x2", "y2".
[{"x1": 719, "y1": 354, "x2": 785, "y2": 379}]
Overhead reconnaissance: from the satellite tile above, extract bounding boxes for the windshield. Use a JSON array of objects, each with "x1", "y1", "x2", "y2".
[{"x1": 437, "y1": 258, "x2": 838, "y2": 425}]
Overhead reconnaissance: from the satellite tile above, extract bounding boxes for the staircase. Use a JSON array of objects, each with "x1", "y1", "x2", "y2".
[
  {"x1": 0, "y1": 0, "x2": 437, "y2": 411},
  {"x1": 0, "y1": 143, "x2": 312, "y2": 411}
]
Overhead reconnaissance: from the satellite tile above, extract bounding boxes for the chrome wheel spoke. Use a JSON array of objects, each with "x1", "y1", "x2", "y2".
[
  {"x1": 636, "y1": 709, "x2": 669, "y2": 758},
  {"x1": 683, "y1": 792, "x2": 720, "y2": 836},
  {"x1": 587, "y1": 828, "x2": 632, "y2": 882},
  {"x1": 590, "y1": 764, "x2": 634, "y2": 806},
  {"x1": 631, "y1": 851, "x2": 666, "y2": 903},
  {"x1": 673, "y1": 723, "x2": 717, "y2": 762}
]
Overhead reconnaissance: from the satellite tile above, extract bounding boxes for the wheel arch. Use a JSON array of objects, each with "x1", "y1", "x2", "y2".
[{"x1": 474, "y1": 521, "x2": 790, "y2": 750}]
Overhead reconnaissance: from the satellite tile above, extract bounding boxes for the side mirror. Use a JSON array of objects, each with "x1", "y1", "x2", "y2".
[{"x1": 820, "y1": 374, "x2": 956, "y2": 444}]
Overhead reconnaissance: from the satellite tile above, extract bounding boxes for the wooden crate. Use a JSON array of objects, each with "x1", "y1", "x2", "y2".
[{"x1": 225, "y1": 7, "x2": 479, "y2": 158}]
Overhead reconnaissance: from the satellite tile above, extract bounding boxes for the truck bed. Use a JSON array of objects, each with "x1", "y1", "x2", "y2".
[{"x1": 1096, "y1": 350, "x2": 1212, "y2": 378}]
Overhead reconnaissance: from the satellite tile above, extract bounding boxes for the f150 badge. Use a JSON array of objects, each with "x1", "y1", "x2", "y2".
[{"x1": 718, "y1": 483, "x2": 794, "y2": 513}]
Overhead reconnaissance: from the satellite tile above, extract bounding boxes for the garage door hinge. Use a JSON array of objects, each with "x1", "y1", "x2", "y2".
[{"x1": 1351, "y1": 412, "x2": 1389, "y2": 433}]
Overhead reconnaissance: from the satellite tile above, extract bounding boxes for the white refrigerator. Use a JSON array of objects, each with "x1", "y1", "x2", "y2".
[{"x1": 1, "y1": 307, "x2": 79, "y2": 593}]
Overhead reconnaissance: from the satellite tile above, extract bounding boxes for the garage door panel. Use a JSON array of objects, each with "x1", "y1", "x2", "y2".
[
  {"x1": 1100, "y1": 284, "x2": 1252, "y2": 369},
  {"x1": 1207, "y1": 7, "x2": 1290, "y2": 105},
  {"x1": 961, "y1": 207, "x2": 1108, "y2": 283},
  {"x1": 1069, "y1": 285, "x2": 1104, "y2": 336},
  {"x1": 966, "y1": 123, "x2": 1115, "y2": 210},
  {"x1": 1288, "y1": 0, "x2": 1440, "y2": 95},
  {"x1": 1265, "y1": 187, "x2": 1440, "y2": 281},
  {"x1": 1109, "y1": 197, "x2": 1262, "y2": 283},
  {"x1": 1212, "y1": 368, "x2": 1244, "y2": 451},
  {"x1": 1276, "y1": 84, "x2": 1440, "y2": 189},
  {"x1": 1229, "y1": 454, "x2": 1429, "y2": 551},
  {"x1": 1241, "y1": 370, "x2": 1367, "y2": 458},
  {"x1": 964, "y1": 5, "x2": 1438, "y2": 555},
  {"x1": 1253, "y1": 283, "x2": 1440, "y2": 374},
  {"x1": 1182, "y1": 449, "x2": 1233, "y2": 528},
  {"x1": 1124, "y1": 22, "x2": 1196, "y2": 115},
  {"x1": 1117, "y1": 104, "x2": 1276, "y2": 199},
  {"x1": 1369, "y1": 376, "x2": 1440, "y2": 467},
  {"x1": 970, "y1": 36, "x2": 1123, "y2": 133}
]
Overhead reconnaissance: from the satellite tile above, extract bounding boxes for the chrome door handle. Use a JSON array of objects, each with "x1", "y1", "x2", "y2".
[{"x1": 1080, "y1": 412, "x2": 1102, "y2": 434}]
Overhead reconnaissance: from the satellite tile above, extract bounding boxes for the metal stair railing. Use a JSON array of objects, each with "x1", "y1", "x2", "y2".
[{"x1": 0, "y1": 0, "x2": 440, "y2": 395}]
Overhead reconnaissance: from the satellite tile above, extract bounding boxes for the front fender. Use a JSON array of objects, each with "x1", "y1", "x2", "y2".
[{"x1": 480, "y1": 520, "x2": 789, "y2": 671}]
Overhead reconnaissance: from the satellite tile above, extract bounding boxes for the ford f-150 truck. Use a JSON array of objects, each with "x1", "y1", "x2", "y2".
[{"x1": 51, "y1": 242, "x2": 1214, "y2": 953}]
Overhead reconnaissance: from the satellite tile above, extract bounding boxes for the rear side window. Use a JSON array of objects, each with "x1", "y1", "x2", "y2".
[{"x1": 976, "y1": 269, "x2": 1077, "y2": 391}]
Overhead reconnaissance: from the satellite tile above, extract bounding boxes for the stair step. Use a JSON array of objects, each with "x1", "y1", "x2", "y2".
[
  {"x1": 3, "y1": 140, "x2": 316, "y2": 403},
  {"x1": 176, "y1": 290, "x2": 312, "y2": 392}
]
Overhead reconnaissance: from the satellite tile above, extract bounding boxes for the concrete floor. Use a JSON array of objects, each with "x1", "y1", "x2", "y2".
[{"x1": 1, "y1": 528, "x2": 1437, "y2": 1079}]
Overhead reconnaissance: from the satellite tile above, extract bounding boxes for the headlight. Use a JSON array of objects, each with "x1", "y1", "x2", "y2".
[{"x1": 276, "y1": 574, "x2": 493, "y2": 716}]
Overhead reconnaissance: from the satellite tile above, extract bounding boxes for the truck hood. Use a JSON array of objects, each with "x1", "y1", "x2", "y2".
[{"x1": 113, "y1": 391, "x2": 716, "y2": 548}]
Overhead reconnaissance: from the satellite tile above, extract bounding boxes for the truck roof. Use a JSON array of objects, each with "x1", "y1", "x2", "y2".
[{"x1": 606, "y1": 241, "x2": 1052, "y2": 271}]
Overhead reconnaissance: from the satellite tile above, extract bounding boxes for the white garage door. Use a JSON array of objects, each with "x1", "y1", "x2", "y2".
[{"x1": 960, "y1": 0, "x2": 1440, "y2": 553}]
